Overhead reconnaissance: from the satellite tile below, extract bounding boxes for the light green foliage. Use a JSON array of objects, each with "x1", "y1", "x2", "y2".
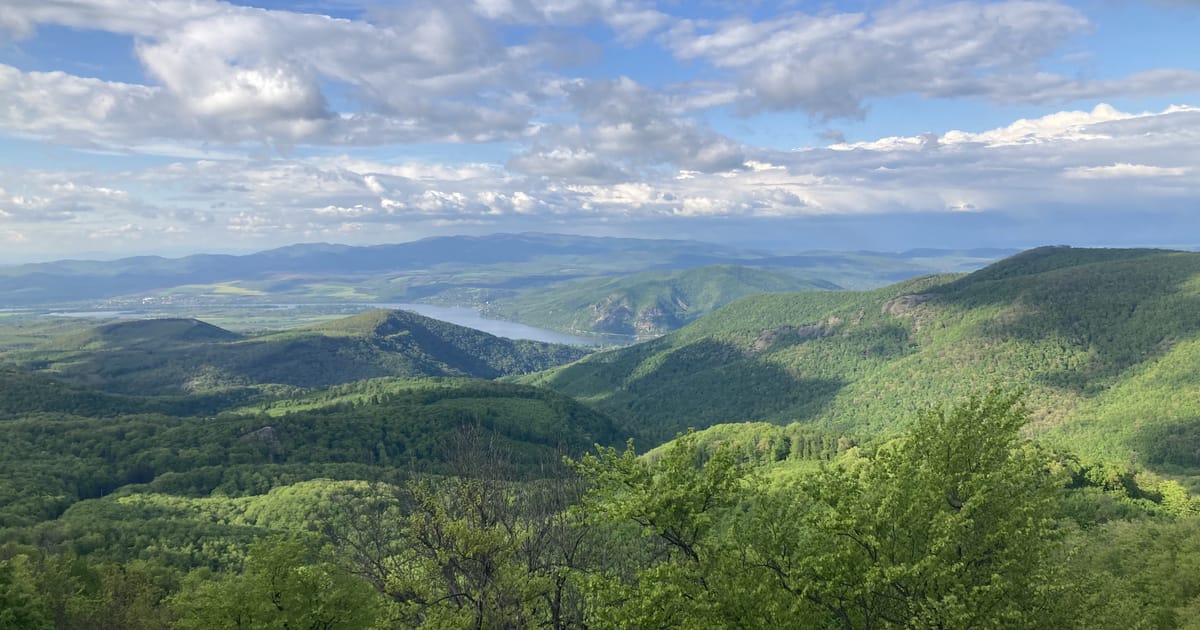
[
  {"x1": 0, "y1": 556, "x2": 51, "y2": 630},
  {"x1": 0, "y1": 376, "x2": 618, "y2": 544},
  {"x1": 319, "y1": 465, "x2": 592, "y2": 629},
  {"x1": 171, "y1": 538, "x2": 381, "y2": 630},
  {"x1": 756, "y1": 391, "x2": 1066, "y2": 628},
  {"x1": 0, "y1": 552, "x2": 178, "y2": 630},
  {"x1": 383, "y1": 479, "x2": 555, "y2": 627},
  {"x1": 1066, "y1": 517, "x2": 1200, "y2": 629},
  {"x1": 568, "y1": 432, "x2": 759, "y2": 628},
  {"x1": 571, "y1": 392, "x2": 1072, "y2": 629},
  {"x1": 4, "y1": 246, "x2": 1200, "y2": 627}
]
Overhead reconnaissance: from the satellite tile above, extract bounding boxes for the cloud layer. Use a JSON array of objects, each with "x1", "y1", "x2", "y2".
[{"x1": 0, "y1": 0, "x2": 1196, "y2": 259}]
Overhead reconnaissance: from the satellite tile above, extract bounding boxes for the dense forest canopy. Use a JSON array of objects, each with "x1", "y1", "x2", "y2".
[{"x1": 2, "y1": 247, "x2": 1200, "y2": 628}]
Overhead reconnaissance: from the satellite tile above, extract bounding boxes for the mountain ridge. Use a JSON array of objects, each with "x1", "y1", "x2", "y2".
[
  {"x1": 523, "y1": 246, "x2": 1200, "y2": 471},
  {"x1": 0, "y1": 233, "x2": 1011, "y2": 306},
  {"x1": 4, "y1": 308, "x2": 591, "y2": 395}
]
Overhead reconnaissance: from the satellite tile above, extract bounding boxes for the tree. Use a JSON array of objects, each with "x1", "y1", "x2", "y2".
[
  {"x1": 0, "y1": 556, "x2": 51, "y2": 630},
  {"x1": 171, "y1": 538, "x2": 381, "y2": 630},
  {"x1": 567, "y1": 432, "x2": 768, "y2": 628},
  {"x1": 744, "y1": 390, "x2": 1069, "y2": 628},
  {"x1": 321, "y1": 425, "x2": 595, "y2": 628},
  {"x1": 570, "y1": 391, "x2": 1073, "y2": 629}
]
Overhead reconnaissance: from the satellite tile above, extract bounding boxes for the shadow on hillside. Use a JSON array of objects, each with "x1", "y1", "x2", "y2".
[
  {"x1": 605, "y1": 339, "x2": 844, "y2": 443},
  {"x1": 29, "y1": 335, "x2": 399, "y2": 396},
  {"x1": 927, "y1": 250, "x2": 1200, "y2": 394},
  {"x1": 1131, "y1": 418, "x2": 1200, "y2": 473}
]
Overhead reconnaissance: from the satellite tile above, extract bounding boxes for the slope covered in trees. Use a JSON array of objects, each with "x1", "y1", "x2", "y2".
[
  {"x1": 3, "y1": 245, "x2": 1200, "y2": 628},
  {"x1": 3, "y1": 309, "x2": 589, "y2": 395},
  {"x1": 0, "y1": 376, "x2": 619, "y2": 532},
  {"x1": 526, "y1": 247, "x2": 1200, "y2": 470},
  {"x1": 4, "y1": 392, "x2": 1199, "y2": 628},
  {"x1": 487, "y1": 265, "x2": 838, "y2": 338}
]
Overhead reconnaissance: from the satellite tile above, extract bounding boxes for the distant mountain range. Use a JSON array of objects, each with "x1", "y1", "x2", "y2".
[{"x1": 0, "y1": 232, "x2": 1013, "y2": 307}]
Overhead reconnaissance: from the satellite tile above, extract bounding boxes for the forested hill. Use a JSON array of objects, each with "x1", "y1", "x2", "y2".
[
  {"x1": 0, "y1": 233, "x2": 743, "y2": 305},
  {"x1": 486, "y1": 265, "x2": 839, "y2": 337},
  {"x1": 0, "y1": 233, "x2": 1007, "y2": 309},
  {"x1": 4, "y1": 309, "x2": 589, "y2": 395},
  {"x1": 524, "y1": 246, "x2": 1200, "y2": 469}
]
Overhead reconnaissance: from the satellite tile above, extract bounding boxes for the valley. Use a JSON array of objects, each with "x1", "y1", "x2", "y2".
[
  {"x1": 6, "y1": 1, "x2": 1196, "y2": 624},
  {"x1": 0, "y1": 234, "x2": 1010, "y2": 342},
  {"x1": 2, "y1": 241, "x2": 1200, "y2": 628}
]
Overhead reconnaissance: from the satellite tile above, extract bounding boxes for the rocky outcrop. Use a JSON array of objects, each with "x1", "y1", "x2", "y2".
[
  {"x1": 751, "y1": 316, "x2": 844, "y2": 353},
  {"x1": 882, "y1": 294, "x2": 933, "y2": 316}
]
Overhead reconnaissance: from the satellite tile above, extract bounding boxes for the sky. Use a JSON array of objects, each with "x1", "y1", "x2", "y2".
[{"x1": 0, "y1": 0, "x2": 1197, "y2": 262}]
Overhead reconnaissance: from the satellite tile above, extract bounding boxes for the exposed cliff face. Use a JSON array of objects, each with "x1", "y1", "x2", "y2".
[
  {"x1": 589, "y1": 293, "x2": 690, "y2": 337},
  {"x1": 591, "y1": 296, "x2": 635, "y2": 334},
  {"x1": 882, "y1": 294, "x2": 933, "y2": 316},
  {"x1": 750, "y1": 317, "x2": 843, "y2": 353}
]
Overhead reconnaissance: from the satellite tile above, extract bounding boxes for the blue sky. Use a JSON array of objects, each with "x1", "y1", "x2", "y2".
[{"x1": 0, "y1": 0, "x2": 1197, "y2": 262}]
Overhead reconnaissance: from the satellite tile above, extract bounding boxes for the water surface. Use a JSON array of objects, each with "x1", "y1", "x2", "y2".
[{"x1": 379, "y1": 303, "x2": 599, "y2": 346}]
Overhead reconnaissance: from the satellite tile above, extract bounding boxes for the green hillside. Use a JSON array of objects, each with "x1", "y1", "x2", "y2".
[
  {"x1": 487, "y1": 264, "x2": 838, "y2": 337},
  {"x1": 0, "y1": 376, "x2": 619, "y2": 532},
  {"x1": 4, "y1": 310, "x2": 590, "y2": 395},
  {"x1": 54, "y1": 318, "x2": 242, "y2": 350},
  {"x1": 525, "y1": 247, "x2": 1200, "y2": 468},
  {"x1": 4, "y1": 248, "x2": 1200, "y2": 627}
]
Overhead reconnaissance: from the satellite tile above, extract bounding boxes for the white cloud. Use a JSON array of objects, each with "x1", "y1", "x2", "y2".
[
  {"x1": 512, "y1": 76, "x2": 747, "y2": 178},
  {"x1": 830, "y1": 103, "x2": 1200, "y2": 151},
  {"x1": 87, "y1": 223, "x2": 144, "y2": 240},
  {"x1": 508, "y1": 147, "x2": 631, "y2": 182},
  {"x1": 0, "y1": 0, "x2": 556, "y2": 149},
  {"x1": 663, "y1": 1, "x2": 1200, "y2": 118},
  {"x1": 0, "y1": 64, "x2": 189, "y2": 147},
  {"x1": 313, "y1": 204, "x2": 383, "y2": 217},
  {"x1": 0, "y1": 87, "x2": 1198, "y2": 258},
  {"x1": 1064, "y1": 163, "x2": 1191, "y2": 179},
  {"x1": 469, "y1": 0, "x2": 667, "y2": 40}
]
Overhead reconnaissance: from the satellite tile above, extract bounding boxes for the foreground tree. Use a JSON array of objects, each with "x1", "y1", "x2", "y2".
[
  {"x1": 0, "y1": 556, "x2": 50, "y2": 630},
  {"x1": 320, "y1": 426, "x2": 596, "y2": 628},
  {"x1": 568, "y1": 432, "x2": 756, "y2": 628},
  {"x1": 572, "y1": 390, "x2": 1072, "y2": 629},
  {"x1": 171, "y1": 538, "x2": 381, "y2": 630},
  {"x1": 753, "y1": 390, "x2": 1068, "y2": 628}
]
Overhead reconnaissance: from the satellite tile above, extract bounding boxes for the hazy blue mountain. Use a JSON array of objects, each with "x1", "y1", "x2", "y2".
[{"x1": 0, "y1": 233, "x2": 1012, "y2": 307}]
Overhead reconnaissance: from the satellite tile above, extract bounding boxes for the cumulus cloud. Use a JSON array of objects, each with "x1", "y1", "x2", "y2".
[
  {"x1": 0, "y1": 0, "x2": 558, "y2": 149},
  {"x1": 0, "y1": 65, "x2": 190, "y2": 146},
  {"x1": 511, "y1": 77, "x2": 747, "y2": 179},
  {"x1": 3, "y1": 101, "x2": 1197, "y2": 255},
  {"x1": 830, "y1": 103, "x2": 1200, "y2": 151},
  {"x1": 0, "y1": 1, "x2": 1198, "y2": 258},
  {"x1": 663, "y1": 1, "x2": 1200, "y2": 118},
  {"x1": 2, "y1": 0, "x2": 1197, "y2": 168},
  {"x1": 0, "y1": 174, "x2": 145, "y2": 222}
]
